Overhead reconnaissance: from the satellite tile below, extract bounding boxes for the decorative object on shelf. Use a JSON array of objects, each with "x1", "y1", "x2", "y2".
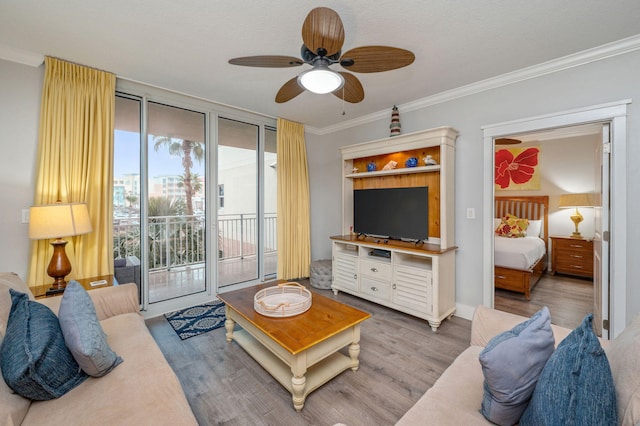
[
  {"x1": 390, "y1": 105, "x2": 401, "y2": 137},
  {"x1": 367, "y1": 161, "x2": 377, "y2": 172},
  {"x1": 29, "y1": 201, "x2": 93, "y2": 295},
  {"x1": 405, "y1": 156, "x2": 418, "y2": 167},
  {"x1": 424, "y1": 155, "x2": 437, "y2": 165},
  {"x1": 558, "y1": 192, "x2": 595, "y2": 238},
  {"x1": 351, "y1": 167, "x2": 358, "y2": 173},
  {"x1": 382, "y1": 160, "x2": 398, "y2": 170}
]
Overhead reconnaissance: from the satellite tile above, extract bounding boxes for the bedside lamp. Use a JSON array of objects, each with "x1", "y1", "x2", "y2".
[
  {"x1": 558, "y1": 193, "x2": 594, "y2": 239},
  {"x1": 29, "y1": 202, "x2": 93, "y2": 294}
]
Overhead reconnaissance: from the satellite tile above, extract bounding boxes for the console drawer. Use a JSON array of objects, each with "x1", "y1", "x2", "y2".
[
  {"x1": 359, "y1": 277, "x2": 391, "y2": 300},
  {"x1": 360, "y1": 259, "x2": 392, "y2": 280}
]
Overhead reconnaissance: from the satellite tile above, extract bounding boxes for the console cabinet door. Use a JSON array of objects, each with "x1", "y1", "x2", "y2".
[
  {"x1": 333, "y1": 254, "x2": 359, "y2": 292},
  {"x1": 393, "y1": 265, "x2": 432, "y2": 315}
]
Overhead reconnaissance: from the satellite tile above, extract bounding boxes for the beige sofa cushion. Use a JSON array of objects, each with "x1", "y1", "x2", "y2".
[
  {"x1": 0, "y1": 273, "x2": 33, "y2": 426},
  {"x1": 22, "y1": 312, "x2": 197, "y2": 425},
  {"x1": 606, "y1": 314, "x2": 640, "y2": 426}
]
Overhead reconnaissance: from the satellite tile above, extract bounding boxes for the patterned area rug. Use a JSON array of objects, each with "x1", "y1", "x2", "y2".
[{"x1": 164, "y1": 301, "x2": 226, "y2": 340}]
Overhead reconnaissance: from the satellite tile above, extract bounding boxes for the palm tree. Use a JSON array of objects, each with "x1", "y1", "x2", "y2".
[
  {"x1": 177, "y1": 172, "x2": 203, "y2": 213},
  {"x1": 153, "y1": 136, "x2": 204, "y2": 216},
  {"x1": 148, "y1": 196, "x2": 185, "y2": 219},
  {"x1": 125, "y1": 194, "x2": 138, "y2": 216}
]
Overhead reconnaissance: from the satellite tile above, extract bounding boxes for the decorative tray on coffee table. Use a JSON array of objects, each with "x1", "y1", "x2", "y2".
[{"x1": 253, "y1": 282, "x2": 312, "y2": 317}]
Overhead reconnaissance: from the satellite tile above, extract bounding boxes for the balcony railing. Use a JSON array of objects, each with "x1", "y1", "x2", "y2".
[{"x1": 113, "y1": 213, "x2": 277, "y2": 272}]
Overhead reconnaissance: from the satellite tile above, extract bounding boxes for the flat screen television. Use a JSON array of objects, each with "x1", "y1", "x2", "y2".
[{"x1": 353, "y1": 186, "x2": 429, "y2": 241}]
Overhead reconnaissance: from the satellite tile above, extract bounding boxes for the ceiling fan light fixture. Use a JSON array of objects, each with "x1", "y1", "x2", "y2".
[{"x1": 298, "y1": 66, "x2": 344, "y2": 94}]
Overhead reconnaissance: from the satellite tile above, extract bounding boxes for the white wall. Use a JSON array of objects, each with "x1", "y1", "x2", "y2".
[
  {"x1": 496, "y1": 136, "x2": 600, "y2": 239},
  {"x1": 306, "y1": 49, "x2": 640, "y2": 324},
  {"x1": 0, "y1": 59, "x2": 43, "y2": 281}
]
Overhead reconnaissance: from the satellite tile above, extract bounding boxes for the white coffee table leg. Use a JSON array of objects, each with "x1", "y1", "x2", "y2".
[
  {"x1": 291, "y1": 373, "x2": 307, "y2": 412},
  {"x1": 224, "y1": 308, "x2": 235, "y2": 342},
  {"x1": 348, "y1": 342, "x2": 361, "y2": 371}
]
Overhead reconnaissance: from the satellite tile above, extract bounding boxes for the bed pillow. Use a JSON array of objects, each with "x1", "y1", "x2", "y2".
[
  {"x1": 479, "y1": 306, "x2": 555, "y2": 426},
  {"x1": 495, "y1": 214, "x2": 529, "y2": 238},
  {"x1": 58, "y1": 281, "x2": 123, "y2": 377},
  {"x1": 520, "y1": 313, "x2": 617, "y2": 425},
  {"x1": 0, "y1": 290, "x2": 87, "y2": 400},
  {"x1": 525, "y1": 220, "x2": 542, "y2": 238}
]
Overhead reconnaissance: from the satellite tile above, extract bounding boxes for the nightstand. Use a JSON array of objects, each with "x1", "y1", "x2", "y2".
[
  {"x1": 549, "y1": 236, "x2": 594, "y2": 279},
  {"x1": 33, "y1": 274, "x2": 117, "y2": 299}
]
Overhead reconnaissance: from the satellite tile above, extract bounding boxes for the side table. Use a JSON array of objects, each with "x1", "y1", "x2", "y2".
[
  {"x1": 549, "y1": 236, "x2": 594, "y2": 279},
  {"x1": 33, "y1": 274, "x2": 117, "y2": 299}
]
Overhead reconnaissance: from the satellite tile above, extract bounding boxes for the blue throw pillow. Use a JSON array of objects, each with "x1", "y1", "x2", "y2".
[
  {"x1": 58, "y1": 281, "x2": 123, "y2": 377},
  {"x1": 520, "y1": 313, "x2": 617, "y2": 426},
  {"x1": 479, "y1": 306, "x2": 555, "y2": 426},
  {"x1": 0, "y1": 289, "x2": 87, "y2": 400}
]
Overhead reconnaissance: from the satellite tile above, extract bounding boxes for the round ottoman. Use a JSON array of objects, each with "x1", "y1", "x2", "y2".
[{"x1": 310, "y1": 259, "x2": 332, "y2": 290}]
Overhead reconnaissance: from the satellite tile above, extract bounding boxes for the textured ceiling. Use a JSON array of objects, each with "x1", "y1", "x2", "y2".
[{"x1": 1, "y1": 0, "x2": 640, "y2": 130}]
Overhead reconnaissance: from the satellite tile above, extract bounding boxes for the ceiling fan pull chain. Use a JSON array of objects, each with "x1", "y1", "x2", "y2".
[{"x1": 341, "y1": 86, "x2": 346, "y2": 115}]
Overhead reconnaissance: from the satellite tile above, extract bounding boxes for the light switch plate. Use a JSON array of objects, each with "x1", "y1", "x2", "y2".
[{"x1": 21, "y1": 209, "x2": 29, "y2": 224}]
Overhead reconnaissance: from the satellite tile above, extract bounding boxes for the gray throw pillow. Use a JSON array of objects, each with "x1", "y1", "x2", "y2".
[
  {"x1": 520, "y1": 313, "x2": 617, "y2": 425},
  {"x1": 0, "y1": 290, "x2": 87, "y2": 400},
  {"x1": 58, "y1": 281, "x2": 123, "y2": 377},
  {"x1": 479, "y1": 306, "x2": 555, "y2": 426}
]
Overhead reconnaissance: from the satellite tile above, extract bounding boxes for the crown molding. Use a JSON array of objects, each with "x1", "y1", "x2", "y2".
[
  {"x1": 0, "y1": 44, "x2": 44, "y2": 67},
  {"x1": 307, "y1": 34, "x2": 640, "y2": 136}
]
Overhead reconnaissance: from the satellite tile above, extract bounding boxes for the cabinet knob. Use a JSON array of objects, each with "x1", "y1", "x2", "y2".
[
  {"x1": 370, "y1": 267, "x2": 378, "y2": 273},
  {"x1": 392, "y1": 283, "x2": 397, "y2": 289},
  {"x1": 370, "y1": 286, "x2": 378, "y2": 291},
  {"x1": 354, "y1": 273, "x2": 358, "y2": 279}
]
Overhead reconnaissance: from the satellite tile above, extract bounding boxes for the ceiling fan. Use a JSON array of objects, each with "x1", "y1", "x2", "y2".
[
  {"x1": 495, "y1": 138, "x2": 522, "y2": 145},
  {"x1": 228, "y1": 7, "x2": 415, "y2": 104}
]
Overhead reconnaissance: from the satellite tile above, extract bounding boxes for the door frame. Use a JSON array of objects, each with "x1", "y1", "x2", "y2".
[{"x1": 481, "y1": 100, "x2": 630, "y2": 338}]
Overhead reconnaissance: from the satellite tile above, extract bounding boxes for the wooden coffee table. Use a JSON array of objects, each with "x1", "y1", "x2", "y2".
[{"x1": 217, "y1": 282, "x2": 370, "y2": 411}]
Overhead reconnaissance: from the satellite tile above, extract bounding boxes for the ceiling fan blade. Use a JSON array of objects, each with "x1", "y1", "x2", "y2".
[
  {"x1": 302, "y1": 7, "x2": 345, "y2": 57},
  {"x1": 495, "y1": 138, "x2": 522, "y2": 145},
  {"x1": 275, "y1": 77, "x2": 305, "y2": 103},
  {"x1": 340, "y1": 46, "x2": 415, "y2": 73},
  {"x1": 332, "y1": 72, "x2": 364, "y2": 103},
  {"x1": 229, "y1": 55, "x2": 303, "y2": 68}
]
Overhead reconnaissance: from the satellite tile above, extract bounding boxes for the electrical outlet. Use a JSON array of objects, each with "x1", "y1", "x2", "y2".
[
  {"x1": 466, "y1": 208, "x2": 475, "y2": 219},
  {"x1": 21, "y1": 209, "x2": 29, "y2": 224}
]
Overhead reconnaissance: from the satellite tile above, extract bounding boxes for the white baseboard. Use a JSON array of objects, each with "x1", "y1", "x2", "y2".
[{"x1": 453, "y1": 303, "x2": 477, "y2": 321}]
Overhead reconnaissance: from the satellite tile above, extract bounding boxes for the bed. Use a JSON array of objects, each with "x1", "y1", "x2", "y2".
[{"x1": 494, "y1": 196, "x2": 549, "y2": 300}]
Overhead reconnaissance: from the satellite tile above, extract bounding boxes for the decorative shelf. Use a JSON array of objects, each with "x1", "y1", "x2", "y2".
[{"x1": 346, "y1": 164, "x2": 440, "y2": 178}]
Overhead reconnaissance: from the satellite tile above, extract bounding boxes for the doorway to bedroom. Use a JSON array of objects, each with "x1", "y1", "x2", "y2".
[
  {"x1": 491, "y1": 125, "x2": 600, "y2": 333},
  {"x1": 482, "y1": 100, "x2": 629, "y2": 340}
]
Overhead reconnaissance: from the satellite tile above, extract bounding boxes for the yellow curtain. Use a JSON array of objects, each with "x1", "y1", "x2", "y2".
[
  {"x1": 28, "y1": 57, "x2": 115, "y2": 286},
  {"x1": 276, "y1": 118, "x2": 311, "y2": 280}
]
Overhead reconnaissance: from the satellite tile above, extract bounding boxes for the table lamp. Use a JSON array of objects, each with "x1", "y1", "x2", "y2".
[
  {"x1": 558, "y1": 193, "x2": 594, "y2": 239},
  {"x1": 29, "y1": 202, "x2": 93, "y2": 294}
]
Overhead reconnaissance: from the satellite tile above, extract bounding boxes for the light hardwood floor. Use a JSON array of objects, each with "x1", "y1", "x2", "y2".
[
  {"x1": 146, "y1": 280, "x2": 471, "y2": 426},
  {"x1": 495, "y1": 273, "x2": 594, "y2": 330}
]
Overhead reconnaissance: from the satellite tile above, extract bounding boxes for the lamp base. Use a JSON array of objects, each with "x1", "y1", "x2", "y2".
[
  {"x1": 45, "y1": 287, "x2": 66, "y2": 296},
  {"x1": 46, "y1": 239, "x2": 72, "y2": 295},
  {"x1": 570, "y1": 231, "x2": 583, "y2": 239}
]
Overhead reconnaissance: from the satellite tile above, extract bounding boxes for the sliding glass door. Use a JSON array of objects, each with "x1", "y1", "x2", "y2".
[
  {"x1": 217, "y1": 118, "x2": 277, "y2": 288},
  {"x1": 114, "y1": 94, "x2": 208, "y2": 308},
  {"x1": 114, "y1": 84, "x2": 277, "y2": 312}
]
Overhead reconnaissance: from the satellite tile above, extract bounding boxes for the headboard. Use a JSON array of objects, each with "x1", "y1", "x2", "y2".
[{"x1": 495, "y1": 195, "x2": 549, "y2": 239}]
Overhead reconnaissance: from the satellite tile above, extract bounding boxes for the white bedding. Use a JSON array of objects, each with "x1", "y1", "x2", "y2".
[{"x1": 494, "y1": 236, "x2": 546, "y2": 270}]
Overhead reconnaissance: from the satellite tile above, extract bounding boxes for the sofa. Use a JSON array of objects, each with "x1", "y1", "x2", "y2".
[
  {"x1": 396, "y1": 305, "x2": 640, "y2": 425},
  {"x1": 0, "y1": 272, "x2": 197, "y2": 426}
]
